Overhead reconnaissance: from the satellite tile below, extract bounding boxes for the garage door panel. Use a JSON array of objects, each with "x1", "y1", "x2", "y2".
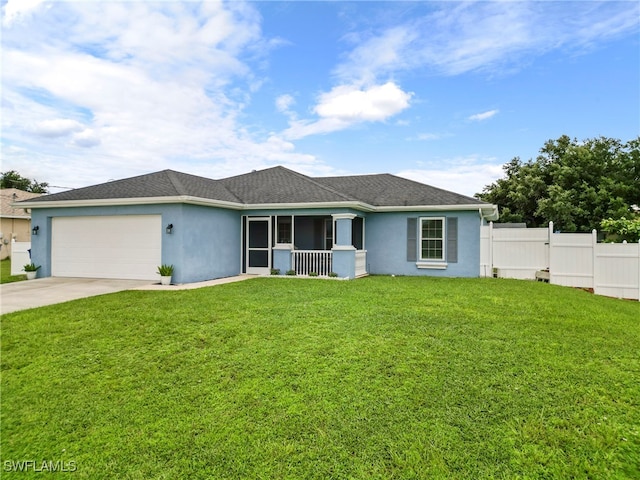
[{"x1": 52, "y1": 215, "x2": 162, "y2": 280}]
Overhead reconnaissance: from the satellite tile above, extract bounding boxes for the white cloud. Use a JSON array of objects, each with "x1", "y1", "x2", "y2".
[
  {"x1": 72, "y1": 129, "x2": 101, "y2": 148},
  {"x1": 415, "y1": 133, "x2": 445, "y2": 141},
  {"x1": 2, "y1": 0, "x2": 47, "y2": 27},
  {"x1": 32, "y1": 119, "x2": 84, "y2": 138},
  {"x1": 468, "y1": 109, "x2": 499, "y2": 122},
  {"x1": 335, "y1": 26, "x2": 417, "y2": 84},
  {"x1": 0, "y1": 1, "x2": 330, "y2": 189},
  {"x1": 333, "y1": 1, "x2": 640, "y2": 80},
  {"x1": 276, "y1": 94, "x2": 295, "y2": 113},
  {"x1": 315, "y1": 82, "x2": 411, "y2": 122},
  {"x1": 397, "y1": 158, "x2": 504, "y2": 197},
  {"x1": 283, "y1": 82, "x2": 411, "y2": 140}
]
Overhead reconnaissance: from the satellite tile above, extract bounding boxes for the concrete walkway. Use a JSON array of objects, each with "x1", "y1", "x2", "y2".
[{"x1": 0, "y1": 275, "x2": 255, "y2": 315}]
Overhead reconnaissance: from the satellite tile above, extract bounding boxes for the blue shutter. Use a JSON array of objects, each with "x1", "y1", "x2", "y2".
[
  {"x1": 407, "y1": 218, "x2": 417, "y2": 262},
  {"x1": 447, "y1": 217, "x2": 458, "y2": 263}
]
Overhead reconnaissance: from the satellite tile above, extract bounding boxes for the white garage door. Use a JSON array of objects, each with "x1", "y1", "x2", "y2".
[{"x1": 52, "y1": 215, "x2": 162, "y2": 280}]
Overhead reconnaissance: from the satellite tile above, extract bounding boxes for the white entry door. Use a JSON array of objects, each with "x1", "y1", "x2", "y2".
[
  {"x1": 246, "y1": 217, "x2": 271, "y2": 275},
  {"x1": 51, "y1": 215, "x2": 162, "y2": 280}
]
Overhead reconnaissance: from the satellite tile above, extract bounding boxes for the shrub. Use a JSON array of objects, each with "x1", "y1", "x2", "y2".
[
  {"x1": 328, "y1": 272, "x2": 338, "y2": 278},
  {"x1": 157, "y1": 264, "x2": 174, "y2": 276},
  {"x1": 309, "y1": 272, "x2": 319, "y2": 277},
  {"x1": 286, "y1": 270, "x2": 297, "y2": 276},
  {"x1": 270, "y1": 268, "x2": 280, "y2": 276},
  {"x1": 23, "y1": 263, "x2": 41, "y2": 272}
]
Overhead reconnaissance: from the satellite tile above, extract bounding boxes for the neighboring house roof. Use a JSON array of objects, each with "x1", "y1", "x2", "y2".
[
  {"x1": 16, "y1": 166, "x2": 498, "y2": 218},
  {"x1": 1, "y1": 188, "x2": 41, "y2": 218}
]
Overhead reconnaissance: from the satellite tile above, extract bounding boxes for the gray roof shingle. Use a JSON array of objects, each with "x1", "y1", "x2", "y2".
[
  {"x1": 25, "y1": 170, "x2": 241, "y2": 204},
  {"x1": 22, "y1": 166, "x2": 489, "y2": 208},
  {"x1": 219, "y1": 167, "x2": 356, "y2": 204},
  {"x1": 315, "y1": 173, "x2": 485, "y2": 206}
]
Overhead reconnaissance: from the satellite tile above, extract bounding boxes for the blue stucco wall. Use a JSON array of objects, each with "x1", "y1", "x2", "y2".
[
  {"x1": 365, "y1": 211, "x2": 482, "y2": 277},
  {"x1": 272, "y1": 247, "x2": 292, "y2": 273},
  {"x1": 176, "y1": 204, "x2": 241, "y2": 283},
  {"x1": 30, "y1": 203, "x2": 481, "y2": 282},
  {"x1": 332, "y1": 248, "x2": 356, "y2": 279},
  {"x1": 29, "y1": 204, "x2": 241, "y2": 283}
]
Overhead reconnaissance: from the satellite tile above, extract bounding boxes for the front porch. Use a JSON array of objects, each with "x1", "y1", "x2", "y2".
[
  {"x1": 243, "y1": 213, "x2": 367, "y2": 278},
  {"x1": 288, "y1": 249, "x2": 367, "y2": 277}
]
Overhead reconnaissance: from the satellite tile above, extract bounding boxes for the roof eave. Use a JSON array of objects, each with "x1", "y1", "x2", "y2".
[
  {"x1": 376, "y1": 203, "x2": 499, "y2": 219},
  {"x1": 16, "y1": 197, "x2": 499, "y2": 219},
  {"x1": 244, "y1": 201, "x2": 376, "y2": 212},
  {"x1": 14, "y1": 196, "x2": 245, "y2": 210},
  {"x1": 0, "y1": 214, "x2": 32, "y2": 219}
]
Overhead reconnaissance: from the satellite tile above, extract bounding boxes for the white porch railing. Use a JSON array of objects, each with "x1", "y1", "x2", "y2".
[{"x1": 292, "y1": 250, "x2": 332, "y2": 276}]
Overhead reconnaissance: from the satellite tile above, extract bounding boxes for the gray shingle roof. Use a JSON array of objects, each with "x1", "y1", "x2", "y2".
[
  {"x1": 316, "y1": 173, "x2": 485, "y2": 206},
  {"x1": 25, "y1": 170, "x2": 241, "y2": 204},
  {"x1": 219, "y1": 167, "x2": 355, "y2": 204},
  {"x1": 23, "y1": 166, "x2": 489, "y2": 208}
]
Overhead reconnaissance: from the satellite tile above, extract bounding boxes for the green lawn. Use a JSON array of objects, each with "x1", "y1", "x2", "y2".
[
  {"x1": 1, "y1": 277, "x2": 639, "y2": 479},
  {"x1": 0, "y1": 258, "x2": 26, "y2": 284}
]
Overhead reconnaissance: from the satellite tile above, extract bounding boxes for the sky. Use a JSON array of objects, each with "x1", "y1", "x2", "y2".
[{"x1": 1, "y1": 1, "x2": 639, "y2": 196}]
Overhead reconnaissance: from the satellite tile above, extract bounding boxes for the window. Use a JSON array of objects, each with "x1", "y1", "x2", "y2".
[
  {"x1": 324, "y1": 218, "x2": 333, "y2": 250},
  {"x1": 407, "y1": 217, "x2": 458, "y2": 266},
  {"x1": 419, "y1": 217, "x2": 445, "y2": 261},
  {"x1": 352, "y1": 216, "x2": 364, "y2": 250},
  {"x1": 276, "y1": 216, "x2": 292, "y2": 244}
]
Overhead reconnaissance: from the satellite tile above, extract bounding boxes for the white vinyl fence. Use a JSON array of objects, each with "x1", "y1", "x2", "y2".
[
  {"x1": 481, "y1": 222, "x2": 640, "y2": 301},
  {"x1": 10, "y1": 242, "x2": 32, "y2": 276}
]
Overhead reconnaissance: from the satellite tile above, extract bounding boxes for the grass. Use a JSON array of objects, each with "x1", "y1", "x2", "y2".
[
  {"x1": 1, "y1": 276, "x2": 639, "y2": 479},
  {"x1": 0, "y1": 258, "x2": 26, "y2": 284}
]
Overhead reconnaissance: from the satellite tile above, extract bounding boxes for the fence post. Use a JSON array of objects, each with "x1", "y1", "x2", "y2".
[
  {"x1": 489, "y1": 221, "x2": 494, "y2": 277},
  {"x1": 591, "y1": 229, "x2": 597, "y2": 291},
  {"x1": 548, "y1": 221, "x2": 554, "y2": 284}
]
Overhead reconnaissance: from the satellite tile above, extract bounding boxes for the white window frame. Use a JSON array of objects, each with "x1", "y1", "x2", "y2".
[
  {"x1": 275, "y1": 215, "x2": 293, "y2": 245},
  {"x1": 418, "y1": 217, "x2": 446, "y2": 265}
]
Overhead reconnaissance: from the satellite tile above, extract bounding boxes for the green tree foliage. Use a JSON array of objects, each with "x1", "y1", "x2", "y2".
[
  {"x1": 600, "y1": 216, "x2": 640, "y2": 242},
  {"x1": 476, "y1": 135, "x2": 640, "y2": 232},
  {"x1": 0, "y1": 171, "x2": 49, "y2": 193}
]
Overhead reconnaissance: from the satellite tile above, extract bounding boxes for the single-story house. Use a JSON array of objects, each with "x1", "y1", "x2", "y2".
[
  {"x1": 1, "y1": 188, "x2": 42, "y2": 260},
  {"x1": 17, "y1": 166, "x2": 498, "y2": 282}
]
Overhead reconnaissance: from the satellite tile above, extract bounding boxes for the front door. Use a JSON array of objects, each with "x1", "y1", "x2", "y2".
[{"x1": 246, "y1": 217, "x2": 271, "y2": 274}]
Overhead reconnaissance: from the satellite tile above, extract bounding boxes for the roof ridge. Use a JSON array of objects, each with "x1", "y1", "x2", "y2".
[
  {"x1": 169, "y1": 169, "x2": 244, "y2": 203},
  {"x1": 274, "y1": 166, "x2": 358, "y2": 202},
  {"x1": 219, "y1": 166, "x2": 358, "y2": 203},
  {"x1": 165, "y1": 170, "x2": 187, "y2": 195}
]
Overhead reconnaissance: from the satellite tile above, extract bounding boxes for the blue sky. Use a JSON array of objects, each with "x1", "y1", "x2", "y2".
[{"x1": 1, "y1": 1, "x2": 638, "y2": 196}]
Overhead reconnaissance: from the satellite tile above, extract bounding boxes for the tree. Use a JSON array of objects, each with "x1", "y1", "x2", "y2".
[
  {"x1": 476, "y1": 135, "x2": 640, "y2": 232},
  {"x1": 0, "y1": 171, "x2": 49, "y2": 193},
  {"x1": 600, "y1": 216, "x2": 640, "y2": 242}
]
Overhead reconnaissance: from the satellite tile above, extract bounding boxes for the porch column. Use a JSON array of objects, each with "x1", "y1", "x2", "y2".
[
  {"x1": 272, "y1": 244, "x2": 292, "y2": 274},
  {"x1": 332, "y1": 213, "x2": 356, "y2": 279}
]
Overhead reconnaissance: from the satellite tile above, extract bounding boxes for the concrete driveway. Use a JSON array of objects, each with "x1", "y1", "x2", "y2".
[{"x1": 0, "y1": 277, "x2": 152, "y2": 315}]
